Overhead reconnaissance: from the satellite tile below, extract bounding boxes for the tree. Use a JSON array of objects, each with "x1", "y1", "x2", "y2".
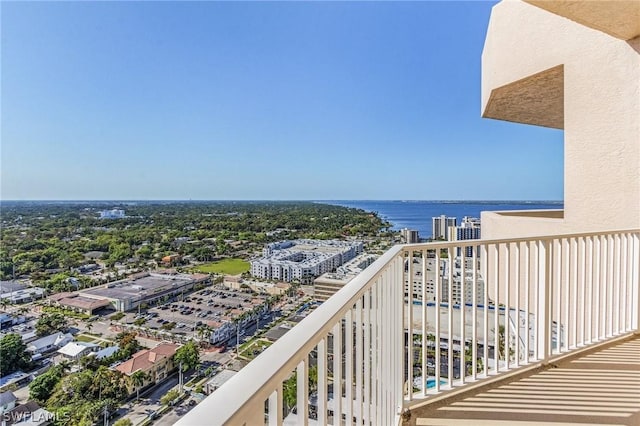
[
  {"x1": 195, "y1": 325, "x2": 212, "y2": 342},
  {"x1": 113, "y1": 419, "x2": 133, "y2": 426},
  {"x1": 160, "y1": 389, "x2": 179, "y2": 406},
  {"x1": 130, "y1": 370, "x2": 149, "y2": 402},
  {"x1": 29, "y1": 364, "x2": 65, "y2": 403},
  {"x1": 35, "y1": 312, "x2": 67, "y2": 336},
  {"x1": 79, "y1": 354, "x2": 101, "y2": 372},
  {"x1": 174, "y1": 341, "x2": 200, "y2": 392},
  {"x1": 0, "y1": 333, "x2": 31, "y2": 376}
]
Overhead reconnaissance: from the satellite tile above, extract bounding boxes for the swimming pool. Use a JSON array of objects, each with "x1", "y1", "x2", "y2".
[
  {"x1": 426, "y1": 378, "x2": 447, "y2": 389},
  {"x1": 413, "y1": 377, "x2": 448, "y2": 389}
]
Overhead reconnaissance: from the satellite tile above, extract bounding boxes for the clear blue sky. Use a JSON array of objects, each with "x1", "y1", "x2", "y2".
[{"x1": 1, "y1": 1, "x2": 563, "y2": 201}]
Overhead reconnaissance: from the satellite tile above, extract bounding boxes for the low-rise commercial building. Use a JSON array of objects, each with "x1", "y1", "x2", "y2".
[
  {"x1": 0, "y1": 281, "x2": 45, "y2": 304},
  {"x1": 222, "y1": 277, "x2": 290, "y2": 296},
  {"x1": 54, "y1": 295, "x2": 112, "y2": 315},
  {"x1": 205, "y1": 370, "x2": 237, "y2": 394},
  {"x1": 77, "y1": 272, "x2": 209, "y2": 312},
  {"x1": 99, "y1": 209, "x2": 125, "y2": 219}
]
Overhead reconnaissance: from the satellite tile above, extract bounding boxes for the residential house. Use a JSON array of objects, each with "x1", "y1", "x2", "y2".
[
  {"x1": 57, "y1": 342, "x2": 99, "y2": 361},
  {"x1": 2, "y1": 401, "x2": 54, "y2": 426},
  {"x1": 26, "y1": 332, "x2": 73, "y2": 358},
  {"x1": 89, "y1": 345, "x2": 119, "y2": 361},
  {"x1": 114, "y1": 343, "x2": 179, "y2": 394},
  {"x1": 0, "y1": 391, "x2": 17, "y2": 414}
]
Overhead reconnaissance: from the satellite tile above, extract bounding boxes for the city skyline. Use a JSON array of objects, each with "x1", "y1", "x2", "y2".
[{"x1": 2, "y1": 1, "x2": 564, "y2": 201}]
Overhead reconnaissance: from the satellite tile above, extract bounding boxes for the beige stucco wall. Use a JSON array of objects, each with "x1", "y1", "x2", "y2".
[{"x1": 481, "y1": 0, "x2": 640, "y2": 240}]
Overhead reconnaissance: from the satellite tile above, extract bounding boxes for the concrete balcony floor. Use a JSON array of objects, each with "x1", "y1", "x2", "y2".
[{"x1": 408, "y1": 335, "x2": 640, "y2": 426}]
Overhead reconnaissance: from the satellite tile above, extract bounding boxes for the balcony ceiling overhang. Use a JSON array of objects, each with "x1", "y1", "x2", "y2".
[
  {"x1": 482, "y1": 64, "x2": 564, "y2": 129},
  {"x1": 525, "y1": 0, "x2": 640, "y2": 41}
]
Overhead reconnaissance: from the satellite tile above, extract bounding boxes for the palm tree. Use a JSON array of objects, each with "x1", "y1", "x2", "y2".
[
  {"x1": 58, "y1": 359, "x2": 72, "y2": 374},
  {"x1": 196, "y1": 325, "x2": 212, "y2": 343},
  {"x1": 130, "y1": 370, "x2": 149, "y2": 402}
]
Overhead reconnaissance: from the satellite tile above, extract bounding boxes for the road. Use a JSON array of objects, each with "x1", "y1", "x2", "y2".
[
  {"x1": 153, "y1": 400, "x2": 195, "y2": 426},
  {"x1": 113, "y1": 374, "x2": 180, "y2": 425}
]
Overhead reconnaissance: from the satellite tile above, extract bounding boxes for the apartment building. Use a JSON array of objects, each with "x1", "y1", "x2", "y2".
[
  {"x1": 400, "y1": 228, "x2": 419, "y2": 244},
  {"x1": 115, "y1": 343, "x2": 179, "y2": 393},
  {"x1": 431, "y1": 215, "x2": 456, "y2": 240},
  {"x1": 405, "y1": 256, "x2": 484, "y2": 305},
  {"x1": 251, "y1": 240, "x2": 364, "y2": 283}
]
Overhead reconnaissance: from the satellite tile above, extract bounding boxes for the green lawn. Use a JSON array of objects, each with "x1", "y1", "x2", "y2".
[
  {"x1": 194, "y1": 258, "x2": 250, "y2": 275},
  {"x1": 76, "y1": 334, "x2": 98, "y2": 343},
  {"x1": 238, "y1": 339, "x2": 273, "y2": 361}
]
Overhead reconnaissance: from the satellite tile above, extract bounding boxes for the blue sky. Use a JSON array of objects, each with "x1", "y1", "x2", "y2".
[{"x1": 1, "y1": 1, "x2": 563, "y2": 201}]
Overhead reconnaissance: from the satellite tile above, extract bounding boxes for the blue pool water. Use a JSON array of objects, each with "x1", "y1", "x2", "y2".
[{"x1": 427, "y1": 378, "x2": 447, "y2": 389}]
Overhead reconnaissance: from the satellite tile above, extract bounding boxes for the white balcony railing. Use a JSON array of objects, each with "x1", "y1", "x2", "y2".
[{"x1": 177, "y1": 230, "x2": 639, "y2": 426}]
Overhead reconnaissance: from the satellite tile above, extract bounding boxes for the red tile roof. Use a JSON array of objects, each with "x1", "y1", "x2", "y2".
[{"x1": 115, "y1": 343, "x2": 179, "y2": 376}]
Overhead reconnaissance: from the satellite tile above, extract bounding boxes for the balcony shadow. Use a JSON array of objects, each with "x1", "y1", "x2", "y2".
[{"x1": 410, "y1": 337, "x2": 640, "y2": 426}]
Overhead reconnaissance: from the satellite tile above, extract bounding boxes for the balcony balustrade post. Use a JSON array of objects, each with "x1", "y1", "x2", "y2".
[
  {"x1": 537, "y1": 239, "x2": 551, "y2": 364},
  {"x1": 332, "y1": 321, "x2": 342, "y2": 425},
  {"x1": 633, "y1": 233, "x2": 640, "y2": 332},
  {"x1": 396, "y1": 255, "x2": 404, "y2": 418},
  {"x1": 355, "y1": 299, "x2": 363, "y2": 425},
  {"x1": 421, "y1": 250, "x2": 427, "y2": 395},
  {"x1": 296, "y1": 360, "x2": 308, "y2": 426},
  {"x1": 472, "y1": 245, "x2": 478, "y2": 379},
  {"x1": 363, "y1": 289, "x2": 371, "y2": 426},
  {"x1": 317, "y1": 337, "x2": 327, "y2": 426},
  {"x1": 493, "y1": 244, "x2": 499, "y2": 373},
  {"x1": 268, "y1": 383, "x2": 283, "y2": 426},
  {"x1": 344, "y1": 309, "x2": 353, "y2": 422}
]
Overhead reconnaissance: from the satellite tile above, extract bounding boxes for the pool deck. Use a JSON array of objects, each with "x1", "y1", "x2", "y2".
[{"x1": 406, "y1": 335, "x2": 640, "y2": 426}]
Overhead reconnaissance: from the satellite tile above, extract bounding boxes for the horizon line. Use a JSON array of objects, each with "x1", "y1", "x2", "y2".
[{"x1": 0, "y1": 199, "x2": 565, "y2": 203}]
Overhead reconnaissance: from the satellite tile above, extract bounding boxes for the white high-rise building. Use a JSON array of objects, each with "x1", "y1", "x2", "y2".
[
  {"x1": 400, "y1": 228, "x2": 419, "y2": 244},
  {"x1": 404, "y1": 256, "x2": 484, "y2": 305},
  {"x1": 432, "y1": 215, "x2": 457, "y2": 240},
  {"x1": 449, "y1": 216, "x2": 481, "y2": 256}
]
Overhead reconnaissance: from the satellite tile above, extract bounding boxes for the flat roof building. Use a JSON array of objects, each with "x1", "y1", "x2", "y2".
[
  {"x1": 77, "y1": 272, "x2": 209, "y2": 312},
  {"x1": 314, "y1": 253, "x2": 377, "y2": 302}
]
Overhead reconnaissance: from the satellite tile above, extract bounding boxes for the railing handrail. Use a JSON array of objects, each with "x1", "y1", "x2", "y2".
[
  {"x1": 177, "y1": 244, "x2": 404, "y2": 425},
  {"x1": 401, "y1": 228, "x2": 640, "y2": 250}
]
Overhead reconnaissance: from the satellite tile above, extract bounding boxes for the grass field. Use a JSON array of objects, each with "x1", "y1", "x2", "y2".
[
  {"x1": 238, "y1": 338, "x2": 273, "y2": 361},
  {"x1": 194, "y1": 258, "x2": 250, "y2": 275},
  {"x1": 76, "y1": 334, "x2": 98, "y2": 343}
]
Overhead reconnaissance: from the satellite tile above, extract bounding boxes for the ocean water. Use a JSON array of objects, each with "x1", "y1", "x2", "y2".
[{"x1": 322, "y1": 200, "x2": 563, "y2": 239}]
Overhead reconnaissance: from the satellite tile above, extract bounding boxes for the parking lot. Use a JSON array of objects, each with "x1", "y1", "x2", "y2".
[{"x1": 128, "y1": 287, "x2": 270, "y2": 337}]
